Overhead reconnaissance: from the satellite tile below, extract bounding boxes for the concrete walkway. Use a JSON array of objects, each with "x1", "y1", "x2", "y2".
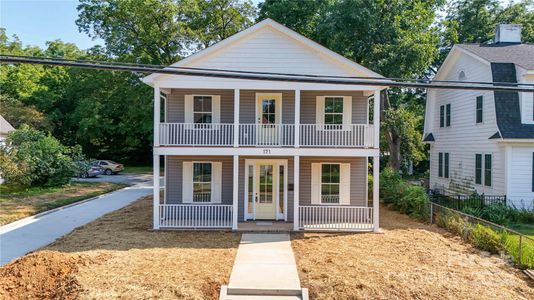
[
  {"x1": 0, "y1": 177, "x2": 156, "y2": 265},
  {"x1": 220, "y1": 234, "x2": 307, "y2": 300}
]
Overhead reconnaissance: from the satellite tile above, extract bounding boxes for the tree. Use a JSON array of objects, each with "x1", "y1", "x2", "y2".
[
  {"x1": 0, "y1": 95, "x2": 50, "y2": 130},
  {"x1": 260, "y1": 0, "x2": 444, "y2": 170}
]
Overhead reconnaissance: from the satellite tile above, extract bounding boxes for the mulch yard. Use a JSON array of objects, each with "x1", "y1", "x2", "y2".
[
  {"x1": 292, "y1": 205, "x2": 534, "y2": 300},
  {"x1": 0, "y1": 196, "x2": 241, "y2": 300}
]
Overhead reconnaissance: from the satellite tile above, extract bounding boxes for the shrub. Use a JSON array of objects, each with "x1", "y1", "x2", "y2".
[
  {"x1": 397, "y1": 185, "x2": 429, "y2": 220},
  {"x1": 470, "y1": 224, "x2": 502, "y2": 254},
  {"x1": 0, "y1": 125, "x2": 75, "y2": 187},
  {"x1": 380, "y1": 167, "x2": 407, "y2": 204}
]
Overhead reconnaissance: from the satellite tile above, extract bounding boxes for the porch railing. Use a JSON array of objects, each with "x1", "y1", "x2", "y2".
[
  {"x1": 300, "y1": 124, "x2": 374, "y2": 147},
  {"x1": 159, "y1": 204, "x2": 233, "y2": 228},
  {"x1": 159, "y1": 123, "x2": 234, "y2": 146},
  {"x1": 299, "y1": 205, "x2": 373, "y2": 231},
  {"x1": 159, "y1": 123, "x2": 374, "y2": 148}
]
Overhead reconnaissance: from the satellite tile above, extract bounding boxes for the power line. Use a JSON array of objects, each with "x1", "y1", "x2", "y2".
[
  {"x1": 1, "y1": 55, "x2": 534, "y2": 93},
  {"x1": 4, "y1": 54, "x2": 534, "y2": 88}
]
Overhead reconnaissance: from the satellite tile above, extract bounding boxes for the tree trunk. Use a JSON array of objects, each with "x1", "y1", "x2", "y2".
[{"x1": 381, "y1": 90, "x2": 402, "y2": 170}]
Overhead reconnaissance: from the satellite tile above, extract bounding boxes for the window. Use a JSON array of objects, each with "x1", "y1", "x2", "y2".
[
  {"x1": 475, "y1": 154, "x2": 482, "y2": 185},
  {"x1": 324, "y1": 97, "x2": 343, "y2": 129},
  {"x1": 476, "y1": 96, "x2": 483, "y2": 123},
  {"x1": 444, "y1": 153, "x2": 450, "y2": 178},
  {"x1": 484, "y1": 154, "x2": 492, "y2": 187},
  {"x1": 438, "y1": 152, "x2": 443, "y2": 177},
  {"x1": 439, "y1": 105, "x2": 444, "y2": 128},
  {"x1": 261, "y1": 99, "x2": 276, "y2": 124},
  {"x1": 193, "y1": 162, "x2": 212, "y2": 202},
  {"x1": 446, "y1": 104, "x2": 451, "y2": 127},
  {"x1": 532, "y1": 153, "x2": 534, "y2": 192},
  {"x1": 193, "y1": 96, "x2": 212, "y2": 124},
  {"x1": 458, "y1": 71, "x2": 467, "y2": 81},
  {"x1": 321, "y1": 164, "x2": 340, "y2": 204}
]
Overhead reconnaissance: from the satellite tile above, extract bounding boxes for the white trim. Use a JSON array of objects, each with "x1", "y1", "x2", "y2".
[
  {"x1": 143, "y1": 18, "x2": 384, "y2": 85},
  {"x1": 372, "y1": 155, "x2": 379, "y2": 232},
  {"x1": 311, "y1": 162, "x2": 350, "y2": 205},
  {"x1": 154, "y1": 146, "x2": 380, "y2": 157},
  {"x1": 164, "y1": 155, "x2": 167, "y2": 205},
  {"x1": 232, "y1": 155, "x2": 239, "y2": 230},
  {"x1": 255, "y1": 93, "x2": 283, "y2": 124},
  {"x1": 474, "y1": 153, "x2": 493, "y2": 187},
  {"x1": 154, "y1": 86, "x2": 160, "y2": 146},
  {"x1": 433, "y1": 46, "x2": 491, "y2": 81},
  {"x1": 233, "y1": 89, "x2": 240, "y2": 147},
  {"x1": 183, "y1": 161, "x2": 223, "y2": 204},
  {"x1": 505, "y1": 145, "x2": 512, "y2": 197},
  {"x1": 373, "y1": 91, "x2": 380, "y2": 148},
  {"x1": 153, "y1": 154, "x2": 160, "y2": 229},
  {"x1": 294, "y1": 89, "x2": 301, "y2": 148},
  {"x1": 293, "y1": 156, "x2": 300, "y2": 231},
  {"x1": 185, "y1": 94, "x2": 220, "y2": 124}
]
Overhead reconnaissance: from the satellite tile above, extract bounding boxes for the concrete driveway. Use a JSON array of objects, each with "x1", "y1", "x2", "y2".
[{"x1": 0, "y1": 173, "x2": 160, "y2": 265}]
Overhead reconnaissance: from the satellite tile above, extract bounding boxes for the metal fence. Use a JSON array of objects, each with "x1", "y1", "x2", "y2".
[
  {"x1": 429, "y1": 191, "x2": 506, "y2": 211},
  {"x1": 428, "y1": 202, "x2": 533, "y2": 269}
]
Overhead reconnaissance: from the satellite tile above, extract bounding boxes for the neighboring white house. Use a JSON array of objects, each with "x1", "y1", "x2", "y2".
[
  {"x1": 0, "y1": 115, "x2": 15, "y2": 143},
  {"x1": 143, "y1": 18, "x2": 385, "y2": 231},
  {"x1": 423, "y1": 24, "x2": 534, "y2": 209}
]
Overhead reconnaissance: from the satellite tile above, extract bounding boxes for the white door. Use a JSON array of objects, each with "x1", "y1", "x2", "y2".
[
  {"x1": 245, "y1": 160, "x2": 287, "y2": 221},
  {"x1": 255, "y1": 163, "x2": 277, "y2": 219},
  {"x1": 256, "y1": 94, "x2": 281, "y2": 145}
]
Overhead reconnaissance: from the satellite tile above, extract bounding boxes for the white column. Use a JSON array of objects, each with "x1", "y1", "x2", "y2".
[
  {"x1": 373, "y1": 90, "x2": 380, "y2": 148},
  {"x1": 234, "y1": 89, "x2": 240, "y2": 147},
  {"x1": 373, "y1": 155, "x2": 380, "y2": 232},
  {"x1": 153, "y1": 154, "x2": 160, "y2": 230},
  {"x1": 293, "y1": 155, "x2": 300, "y2": 231},
  {"x1": 232, "y1": 155, "x2": 239, "y2": 230},
  {"x1": 294, "y1": 90, "x2": 301, "y2": 148},
  {"x1": 154, "y1": 86, "x2": 161, "y2": 147}
]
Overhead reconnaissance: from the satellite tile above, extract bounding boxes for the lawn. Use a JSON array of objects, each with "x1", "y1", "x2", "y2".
[
  {"x1": 123, "y1": 165, "x2": 163, "y2": 175},
  {"x1": 0, "y1": 182, "x2": 126, "y2": 225},
  {"x1": 292, "y1": 206, "x2": 534, "y2": 300},
  {"x1": 509, "y1": 223, "x2": 534, "y2": 238},
  {"x1": 0, "y1": 196, "x2": 241, "y2": 300}
]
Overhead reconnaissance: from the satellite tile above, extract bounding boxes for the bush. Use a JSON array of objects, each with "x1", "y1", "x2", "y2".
[
  {"x1": 380, "y1": 167, "x2": 408, "y2": 204},
  {"x1": 0, "y1": 125, "x2": 75, "y2": 187},
  {"x1": 379, "y1": 167, "x2": 429, "y2": 219},
  {"x1": 470, "y1": 224, "x2": 503, "y2": 254}
]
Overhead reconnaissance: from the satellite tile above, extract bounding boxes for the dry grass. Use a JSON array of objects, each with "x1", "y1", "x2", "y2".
[
  {"x1": 0, "y1": 182, "x2": 125, "y2": 225},
  {"x1": 292, "y1": 205, "x2": 534, "y2": 300}
]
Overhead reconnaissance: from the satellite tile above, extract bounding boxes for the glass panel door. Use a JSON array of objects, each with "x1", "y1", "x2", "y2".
[{"x1": 256, "y1": 95, "x2": 280, "y2": 145}]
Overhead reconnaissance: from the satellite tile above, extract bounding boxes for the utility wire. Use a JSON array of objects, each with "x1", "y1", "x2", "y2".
[
  {"x1": 3, "y1": 54, "x2": 534, "y2": 88},
  {"x1": 1, "y1": 55, "x2": 534, "y2": 93}
]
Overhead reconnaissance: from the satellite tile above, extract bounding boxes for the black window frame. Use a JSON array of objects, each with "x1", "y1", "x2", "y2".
[
  {"x1": 484, "y1": 154, "x2": 492, "y2": 187},
  {"x1": 475, "y1": 154, "x2": 482, "y2": 185},
  {"x1": 476, "y1": 96, "x2": 483, "y2": 123}
]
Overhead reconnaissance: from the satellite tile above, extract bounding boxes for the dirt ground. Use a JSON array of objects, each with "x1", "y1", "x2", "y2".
[
  {"x1": 292, "y1": 205, "x2": 534, "y2": 300},
  {"x1": 0, "y1": 196, "x2": 241, "y2": 300},
  {"x1": 0, "y1": 182, "x2": 125, "y2": 225}
]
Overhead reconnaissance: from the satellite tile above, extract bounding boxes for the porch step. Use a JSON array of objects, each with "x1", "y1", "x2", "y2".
[{"x1": 220, "y1": 285, "x2": 308, "y2": 300}]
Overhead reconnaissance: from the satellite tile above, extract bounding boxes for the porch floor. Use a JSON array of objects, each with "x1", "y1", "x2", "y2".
[{"x1": 238, "y1": 221, "x2": 293, "y2": 232}]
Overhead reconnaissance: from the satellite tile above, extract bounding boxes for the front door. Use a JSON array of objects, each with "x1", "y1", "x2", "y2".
[
  {"x1": 256, "y1": 93, "x2": 281, "y2": 145},
  {"x1": 255, "y1": 163, "x2": 276, "y2": 219},
  {"x1": 245, "y1": 160, "x2": 287, "y2": 221}
]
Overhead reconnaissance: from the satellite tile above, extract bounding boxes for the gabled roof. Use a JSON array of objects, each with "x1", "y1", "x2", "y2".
[
  {"x1": 143, "y1": 18, "x2": 383, "y2": 85},
  {"x1": 423, "y1": 133, "x2": 435, "y2": 142},
  {"x1": 457, "y1": 43, "x2": 534, "y2": 70}
]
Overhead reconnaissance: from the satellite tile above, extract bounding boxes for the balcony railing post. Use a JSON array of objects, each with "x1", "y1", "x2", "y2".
[
  {"x1": 234, "y1": 89, "x2": 240, "y2": 147},
  {"x1": 295, "y1": 90, "x2": 300, "y2": 148},
  {"x1": 154, "y1": 86, "x2": 160, "y2": 147},
  {"x1": 373, "y1": 90, "x2": 380, "y2": 149}
]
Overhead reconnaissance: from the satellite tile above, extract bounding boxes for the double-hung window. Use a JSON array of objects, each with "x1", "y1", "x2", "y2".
[
  {"x1": 193, "y1": 96, "x2": 212, "y2": 124},
  {"x1": 324, "y1": 97, "x2": 343, "y2": 129},
  {"x1": 440, "y1": 104, "x2": 451, "y2": 127},
  {"x1": 321, "y1": 164, "x2": 340, "y2": 204},
  {"x1": 476, "y1": 96, "x2": 483, "y2": 123},
  {"x1": 193, "y1": 162, "x2": 212, "y2": 202},
  {"x1": 475, "y1": 154, "x2": 492, "y2": 186}
]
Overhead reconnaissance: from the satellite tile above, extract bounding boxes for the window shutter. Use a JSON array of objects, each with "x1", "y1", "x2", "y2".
[
  {"x1": 439, "y1": 105, "x2": 444, "y2": 127},
  {"x1": 340, "y1": 163, "x2": 351, "y2": 205},
  {"x1": 184, "y1": 95, "x2": 193, "y2": 123},
  {"x1": 438, "y1": 152, "x2": 443, "y2": 177},
  {"x1": 316, "y1": 96, "x2": 325, "y2": 125},
  {"x1": 212, "y1": 95, "x2": 221, "y2": 124},
  {"x1": 342, "y1": 96, "x2": 352, "y2": 130},
  {"x1": 182, "y1": 162, "x2": 193, "y2": 203},
  {"x1": 475, "y1": 154, "x2": 482, "y2": 184},
  {"x1": 446, "y1": 104, "x2": 451, "y2": 127},
  {"x1": 212, "y1": 162, "x2": 222, "y2": 203},
  {"x1": 311, "y1": 163, "x2": 321, "y2": 204},
  {"x1": 444, "y1": 153, "x2": 449, "y2": 178}
]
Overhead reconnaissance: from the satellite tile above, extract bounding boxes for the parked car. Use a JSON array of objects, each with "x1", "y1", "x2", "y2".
[
  {"x1": 75, "y1": 161, "x2": 103, "y2": 178},
  {"x1": 92, "y1": 160, "x2": 124, "y2": 175}
]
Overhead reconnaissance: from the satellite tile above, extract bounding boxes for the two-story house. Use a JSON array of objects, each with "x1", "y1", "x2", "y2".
[
  {"x1": 142, "y1": 19, "x2": 385, "y2": 231},
  {"x1": 423, "y1": 24, "x2": 534, "y2": 209}
]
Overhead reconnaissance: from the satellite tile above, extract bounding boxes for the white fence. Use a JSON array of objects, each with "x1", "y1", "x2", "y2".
[
  {"x1": 159, "y1": 123, "x2": 374, "y2": 148},
  {"x1": 159, "y1": 204, "x2": 233, "y2": 228},
  {"x1": 299, "y1": 124, "x2": 374, "y2": 147},
  {"x1": 299, "y1": 205, "x2": 373, "y2": 231}
]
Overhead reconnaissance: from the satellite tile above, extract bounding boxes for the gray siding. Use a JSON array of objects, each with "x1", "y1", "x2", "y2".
[
  {"x1": 299, "y1": 157, "x2": 368, "y2": 206},
  {"x1": 165, "y1": 156, "x2": 234, "y2": 204},
  {"x1": 300, "y1": 91, "x2": 368, "y2": 124},
  {"x1": 239, "y1": 90, "x2": 295, "y2": 124},
  {"x1": 166, "y1": 89, "x2": 234, "y2": 123}
]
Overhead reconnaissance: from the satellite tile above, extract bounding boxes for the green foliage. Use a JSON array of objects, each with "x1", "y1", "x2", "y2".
[
  {"x1": 470, "y1": 224, "x2": 503, "y2": 254},
  {"x1": 379, "y1": 167, "x2": 429, "y2": 219},
  {"x1": 0, "y1": 94, "x2": 50, "y2": 130},
  {"x1": 0, "y1": 126, "x2": 75, "y2": 187}
]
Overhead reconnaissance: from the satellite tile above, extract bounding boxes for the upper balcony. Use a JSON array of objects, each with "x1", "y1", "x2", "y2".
[
  {"x1": 154, "y1": 89, "x2": 380, "y2": 150},
  {"x1": 159, "y1": 123, "x2": 374, "y2": 148}
]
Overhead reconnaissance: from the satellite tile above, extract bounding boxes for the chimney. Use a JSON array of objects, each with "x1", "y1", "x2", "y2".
[{"x1": 494, "y1": 24, "x2": 522, "y2": 44}]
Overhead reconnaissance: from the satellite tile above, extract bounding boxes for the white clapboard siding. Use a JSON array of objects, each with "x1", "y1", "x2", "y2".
[{"x1": 509, "y1": 146, "x2": 534, "y2": 208}]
